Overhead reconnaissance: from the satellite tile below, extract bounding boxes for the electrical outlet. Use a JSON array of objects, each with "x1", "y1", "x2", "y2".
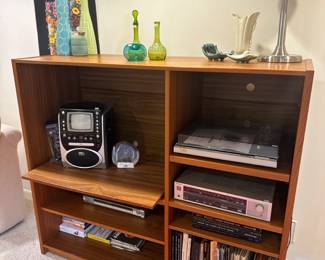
[{"x1": 290, "y1": 220, "x2": 298, "y2": 244}]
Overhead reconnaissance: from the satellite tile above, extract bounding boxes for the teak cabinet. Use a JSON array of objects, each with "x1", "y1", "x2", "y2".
[{"x1": 12, "y1": 55, "x2": 314, "y2": 260}]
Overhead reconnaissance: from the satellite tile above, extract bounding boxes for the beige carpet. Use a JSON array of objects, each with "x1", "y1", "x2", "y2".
[{"x1": 0, "y1": 196, "x2": 65, "y2": 260}]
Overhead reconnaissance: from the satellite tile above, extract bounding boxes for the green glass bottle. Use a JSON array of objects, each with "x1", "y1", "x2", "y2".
[
  {"x1": 148, "y1": 21, "x2": 167, "y2": 61},
  {"x1": 123, "y1": 10, "x2": 147, "y2": 62}
]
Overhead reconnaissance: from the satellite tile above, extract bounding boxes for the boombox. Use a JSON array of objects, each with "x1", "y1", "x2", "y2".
[{"x1": 58, "y1": 102, "x2": 113, "y2": 169}]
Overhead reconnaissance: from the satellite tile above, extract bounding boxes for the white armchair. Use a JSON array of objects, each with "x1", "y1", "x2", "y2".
[{"x1": 0, "y1": 124, "x2": 25, "y2": 233}]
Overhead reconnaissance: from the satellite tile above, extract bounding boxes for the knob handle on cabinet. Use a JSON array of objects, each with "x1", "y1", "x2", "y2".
[{"x1": 246, "y1": 83, "x2": 256, "y2": 92}]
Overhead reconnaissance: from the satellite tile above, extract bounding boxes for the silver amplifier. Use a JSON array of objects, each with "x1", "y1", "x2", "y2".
[{"x1": 174, "y1": 167, "x2": 276, "y2": 221}]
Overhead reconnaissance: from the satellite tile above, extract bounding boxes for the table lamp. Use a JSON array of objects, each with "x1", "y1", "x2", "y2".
[{"x1": 259, "y1": 0, "x2": 302, "y2": 63}]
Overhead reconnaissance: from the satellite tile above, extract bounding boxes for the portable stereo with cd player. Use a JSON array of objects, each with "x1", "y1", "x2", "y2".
[{"x1": 58, "y1": 102, "x2": 113, "y2": 169}]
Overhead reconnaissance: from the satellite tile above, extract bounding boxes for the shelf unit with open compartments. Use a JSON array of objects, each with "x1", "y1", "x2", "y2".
[{"x1": 12, "y1": 55, "x2": 313, "y2": 260}]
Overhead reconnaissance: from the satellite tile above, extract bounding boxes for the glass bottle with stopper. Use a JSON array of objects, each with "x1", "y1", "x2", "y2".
[
  {"x1": 123, "y1": 10, "x2": 147, "y2": 61},
  {"x1": 148, "y1": 21, "x2": 167, "y2": 61}
]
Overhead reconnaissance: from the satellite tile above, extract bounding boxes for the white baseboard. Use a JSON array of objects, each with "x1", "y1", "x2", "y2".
[{"x1": 24, "y1": 188, "x2": 32, "y2": 201}]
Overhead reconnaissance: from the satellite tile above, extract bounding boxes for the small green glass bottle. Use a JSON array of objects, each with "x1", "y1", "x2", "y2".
[
  {"x1": 123, "y1": 10, "x2": 147, "y2": 62},
  {"x1": 148, "y1": 21, "x2": 167, "y2": 61}
]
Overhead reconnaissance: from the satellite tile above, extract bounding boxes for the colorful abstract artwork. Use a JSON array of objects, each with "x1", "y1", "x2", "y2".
[
  {"x1": 70, "y1": 0, "x2": 81, "y2": 31},
  {"x1": 34, "y1": 0, "x2": 100, "y2": 55},
  {"x1": 45, "y1": 0, "x2": 57, "y2": 55}
]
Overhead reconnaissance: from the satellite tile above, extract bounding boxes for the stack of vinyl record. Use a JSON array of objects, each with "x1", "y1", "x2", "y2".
[
  {"x1": 110, "y1": 232, "x2": 145, "y2": 252},
  {"x1": 215, "y1": 244, "x2": 254, "y2": 260},
  {"x1": 171, "y1": 232, "x2": 278, "y2": 260},
  {"x1": 59, "y1": 217, "x2": 93, "y2": 238}
]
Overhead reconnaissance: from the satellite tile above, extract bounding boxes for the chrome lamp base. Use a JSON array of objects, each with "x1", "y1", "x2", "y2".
[
  {"x1": 258, "y1": 54, "x2": 302, "y2": 63},
  {"x1": 259, "y1": 0, "x2": 302, "y2": 63}
]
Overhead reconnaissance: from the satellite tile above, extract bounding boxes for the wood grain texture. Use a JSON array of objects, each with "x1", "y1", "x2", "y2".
[
  {"x1": 13, "y1": 55, "x2": 313, "y2": 75},
  {"x1": 201, "y1": 98, "x2": 300, "y2": 133},
  {"x1": 279, "y1": 70, "x2": 314, "y2": 259},
  {"x1": 164, "y1": 71, "x2": 202, "y2": 259},
  {"x1": 24, "y1": 161, "x2": 164, "y2": 209},
  {"x1": 169, "y1": 213, "x2": 280, "y2": 258},
  {"x1": 203, "y1": 73, "x2": 304, "y2": 104},
  {"x1": 13, "y1": 56, "x2": 314, "y2": 260},
  {"x1": 12, "y1": 62, "x2": 80, "y2": 170},
  {"x1": 44, "y1": 232, "x2": 164, "y2": 260},
  {"x1": 30, "y1": 182, "x2": 47, "y2": 254},
  {"x1": 170, "y1": 154, "x2": 290, "y2": 182},
  {"x1": 41, "y1": 192, "x2": 164, "y2": 245},
  {"x1": 164, "y1": 70, "x2": 172, "y2": 260},
  {"x1": 79, "y1": 68, "x2": 165, "y2": 162}
]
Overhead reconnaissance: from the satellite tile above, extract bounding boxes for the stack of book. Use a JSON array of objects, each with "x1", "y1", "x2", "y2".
[
  {"x1": 212, "y1": 243, "x2": 254, "y2": 259},
  {"x1": 254, "y1": 255, "x2": 278, "y2": 260},
  {"x1": 59, "y1": 217, "x2": 93, "y2": 238},
  {"x1": 172, "y1": 232, "x2": 210, "y2": 260},
  {"x1": 59, "y1": 217, "x2": 147, "y2": 252},
  {"x1": 110, "y1": 232, "x2": 145, "y2": 252},
  {"x1": 172, "y1": 232, "x2": 278, "y2": 260},
  {"x1": 87, "y1": 225, "x2": 114, "y2": 245}
]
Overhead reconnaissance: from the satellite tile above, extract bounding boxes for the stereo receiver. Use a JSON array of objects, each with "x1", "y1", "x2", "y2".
[{"x1": 174, "y1": 167, "x2": 276, "y2": 221}]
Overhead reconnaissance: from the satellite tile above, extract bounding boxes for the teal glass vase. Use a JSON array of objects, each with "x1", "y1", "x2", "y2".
[
  {"x1": 148, "y1": 21, "x2": 167, "y2": 61},
  {"x1": 123, "y1": 10, "x2": 147, "y2": 62}
]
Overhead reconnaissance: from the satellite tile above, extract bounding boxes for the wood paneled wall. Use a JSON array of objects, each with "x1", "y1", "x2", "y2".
[{"x1": 79, "y1": 68, "x2": 165, "y2": 163}]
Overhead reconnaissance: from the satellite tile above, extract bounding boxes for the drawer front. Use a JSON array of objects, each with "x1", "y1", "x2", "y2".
[{"x1": 203, "y1": 73, "x2": 304, "y2": 104}]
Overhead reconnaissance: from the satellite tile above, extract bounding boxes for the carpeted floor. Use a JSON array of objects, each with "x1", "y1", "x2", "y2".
[{"x1": 0, "y1": 196, "x2": 65, "y2": 260}]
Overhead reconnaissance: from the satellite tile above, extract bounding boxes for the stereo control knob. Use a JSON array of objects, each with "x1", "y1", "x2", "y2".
[{"x1": 255, "y1": 204, "x2": 264, "y2": 214}]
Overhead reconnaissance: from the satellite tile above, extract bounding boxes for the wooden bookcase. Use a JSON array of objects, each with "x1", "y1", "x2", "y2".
[{"x1": 12, "y1": 55, "x2": 314, "y2": 260}]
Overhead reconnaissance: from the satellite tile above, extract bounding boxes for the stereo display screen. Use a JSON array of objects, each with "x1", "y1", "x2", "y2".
[{"x1": 67, "y1": 112, "x2": 94, "y2": 132}]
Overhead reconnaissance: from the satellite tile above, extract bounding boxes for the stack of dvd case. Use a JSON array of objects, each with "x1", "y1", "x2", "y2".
[
  {"x1": 87, "y1": 225, "x2": 113, "y2": 245},
  {"x1": 192, "y1": 214, "x2": 263, "y2": 243},
  {"x1": 110, "y1": 232, "x2": 145, "y2": 252},
  {"x1": 59, "y1": 217, "x2": 93, "y2": 238}
]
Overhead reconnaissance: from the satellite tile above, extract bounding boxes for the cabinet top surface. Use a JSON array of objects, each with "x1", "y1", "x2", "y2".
[{"x1": 13, "y1": 55, "x2": 313, "y2": 75}]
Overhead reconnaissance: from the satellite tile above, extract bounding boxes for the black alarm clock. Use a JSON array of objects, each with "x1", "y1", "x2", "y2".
[{"x1": 58, "y1": 102, "x2": 113, "y2": 169}]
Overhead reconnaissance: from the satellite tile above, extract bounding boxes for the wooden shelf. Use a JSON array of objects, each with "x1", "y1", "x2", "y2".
[
  {"x1": 169, "y1": 199, "x2": 284, "y2": 234},
  {"x1": 24, "y1": 161, "x2": 164, "y2": 209},
  {"x1": 169, "y1": 213, "x2": 280, "y2": 258},
  {"x1": 14, "y1": 55, "x2": 314, "y2": 260},
  {"x1": 170, "y1": 154, "x2": 291, "y2": 183},
  {"x1": 13, "y1": 55, "x2": 313, "y2": 75},
  {"x1": 44, "y1": 232, "x2": 163, "y2": 260},
  {"x1": 41, "y1": 193, "x2": 164, "y2": 245}
]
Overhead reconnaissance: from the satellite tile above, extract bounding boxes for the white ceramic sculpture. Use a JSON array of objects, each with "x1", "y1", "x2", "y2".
[{"x1": 228, "y1": 12, "x2": 260, "y2": 63}]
